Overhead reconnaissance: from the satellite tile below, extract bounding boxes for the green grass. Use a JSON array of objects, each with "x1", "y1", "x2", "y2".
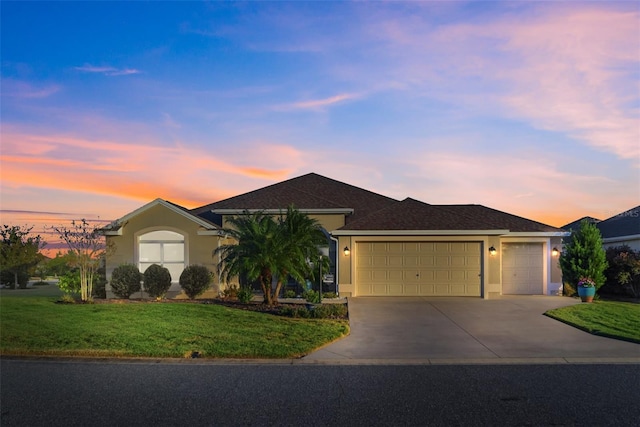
[
  {"x1": 0, "y1": 296, "x2": 349, "y2": 359},
  {"x1": 545, "y1": 301, "x2": 640, "y2": 343}
]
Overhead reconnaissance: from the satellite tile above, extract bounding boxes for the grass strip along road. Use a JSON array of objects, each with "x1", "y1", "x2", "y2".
[{"x1": 0, "y1": 296, "x2": 348, "y2": 358}]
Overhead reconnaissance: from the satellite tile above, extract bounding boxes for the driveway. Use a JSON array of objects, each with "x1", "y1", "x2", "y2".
[{"x1": 303, "y1": 296, "x2": 640, "y2": 362}]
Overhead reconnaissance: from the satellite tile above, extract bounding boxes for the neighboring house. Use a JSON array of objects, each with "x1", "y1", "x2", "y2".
[
  {"x1": 561, "y1": 216, "x2": 601, "y2": 233},
  {"x1": 102, "y1": 173, "x2": 567, "y2": 298},
  {"x1": 596, "y1": 206, "x2": 640, "y2": 251}
]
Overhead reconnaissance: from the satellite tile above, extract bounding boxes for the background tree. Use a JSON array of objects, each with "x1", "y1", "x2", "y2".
[
  {"x1": 215, "y1": 206, "x2": 327, "y2": 306},
  {"x1": 51, "y1": 220, "x2": 111, "y2": 302},
  {"x1": 0, "y1": 225, "x2": 45, "y2": 288},
  {"x1": 45, "y1": 251, "x2": 77, "y2": 278},
  {"x1": 601, "y1": 246, "x2": 640, "y2": 298},
  {"x1": 559, "y1": 219, "x2": 608, "y2": 291}
]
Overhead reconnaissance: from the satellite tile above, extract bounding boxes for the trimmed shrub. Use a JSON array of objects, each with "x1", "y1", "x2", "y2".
[
  {"x1": 311, "y1": 303, "x2": 348, "y2": 319},
  {"x1": 237, "y1": 287, "x2": 254, "y2": 304},
  {"x1": 220, "y1": 284, "x2": 239, "y2": 300},
  {"x1": 179, "y1": 265, "x2": 212, "y2": 299},
  {"x1": 110, "y1": 264, "x2": 142, "y2": 299},
  {"x1": 280, "y1": 306, "x2": 311, "y2": 318},
  {"x1": 302, "y1": 289, "x2": 319, "y2": 303},
  {"x1": 322, "y1": 292, "x2": 338, "y2": 299},
  {"x1": 279, "y1": 303, "x2": 348, "y2": 319},
  {"x1": 143, "y1": 264, "x2": 172, "y2": 299},
  {"x1": 283, "y1": 289, "x2": 296, "y2": 299}
]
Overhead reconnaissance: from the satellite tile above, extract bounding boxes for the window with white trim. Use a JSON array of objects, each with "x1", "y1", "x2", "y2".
[{"x1": 138, "y1": 230, "x2": 185, "y2": 282}]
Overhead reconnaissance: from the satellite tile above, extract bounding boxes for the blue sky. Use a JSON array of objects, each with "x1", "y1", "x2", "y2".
[{"x1": 1, "y1": 0, "x2": 639, "y2": 241}]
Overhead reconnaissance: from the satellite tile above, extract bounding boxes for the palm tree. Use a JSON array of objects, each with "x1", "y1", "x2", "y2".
[
  {"x1": 273, "y1": 205, "x2": 328, "y2": 301},
  {"x1": 215, "y1": 206, "x2": 328, "y2": 306}
]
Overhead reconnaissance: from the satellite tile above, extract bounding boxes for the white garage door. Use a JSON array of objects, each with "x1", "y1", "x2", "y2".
[
  {"x1": 356, "y1": 242, "x2": 481, "y2": 296},
  {"x1": 502, "y1": 243, "x2": 543, "y2": 294}
]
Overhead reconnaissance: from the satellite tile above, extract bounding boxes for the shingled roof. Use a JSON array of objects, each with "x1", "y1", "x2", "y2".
[
  {"x1": 191, "y1": 173, "x2": 398, "y2": 224},
  {"x1": 561, "y1": 216, "x2": 601, "y2": 232},
  {"x1": 336, "y1": 198, "x2": 563, "y2": 233},
  {"x1": 596, "y1": 206, "x2": 640, "y2": 239}
]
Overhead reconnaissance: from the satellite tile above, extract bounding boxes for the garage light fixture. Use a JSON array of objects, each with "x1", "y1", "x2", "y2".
[
  {"x1": 343, "y1": 246, "x2": 350, "y2": 256},
  {"x1": 551, "y1": 247, "x2": 559, "y2": 257},
  {"x1": 488, "y1": 246, "x2": 497, "y2": 256}
]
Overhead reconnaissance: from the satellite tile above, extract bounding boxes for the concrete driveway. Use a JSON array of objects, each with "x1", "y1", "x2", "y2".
[{"x1": 303, "y1": 296, "x2": 640, "y2": 363}]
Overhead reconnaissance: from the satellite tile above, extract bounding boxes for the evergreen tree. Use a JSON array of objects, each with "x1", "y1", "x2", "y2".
[{"x1": 559, "y1": 219, "x2": 607, "y2": 289}]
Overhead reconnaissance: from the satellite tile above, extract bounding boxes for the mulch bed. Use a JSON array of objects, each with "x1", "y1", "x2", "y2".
[{"x1": 88, "y1": 297, "x2": 348, "y2": 318}]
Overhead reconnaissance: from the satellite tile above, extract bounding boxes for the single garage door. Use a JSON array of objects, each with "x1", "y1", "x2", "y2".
[
  {"x1": 356, "y1": 242, "x2": 481, "y2": 296},
  {"x1": 502, "y1": 243, "x2": 543, "y2": 294}
]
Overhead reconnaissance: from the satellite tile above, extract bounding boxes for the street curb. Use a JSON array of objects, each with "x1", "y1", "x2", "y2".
[{"x1": 2, "y1": 355, "x2": 640, "y2": 366}]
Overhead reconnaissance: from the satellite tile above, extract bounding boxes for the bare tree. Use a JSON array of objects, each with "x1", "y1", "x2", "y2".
[{"x1": 50, "y1": 220, "x2": 111, "y2": 301}]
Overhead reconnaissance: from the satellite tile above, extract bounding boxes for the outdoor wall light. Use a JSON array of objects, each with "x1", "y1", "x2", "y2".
[
  {"x1": 343, "y1": 246, "x2": 350, "y2": 256},
  {"x1": 552, "y1": 247, "x2": 559, "y2": 257},
  {"x1": 489, "y1": 246, "x2": 497, "y2": 256}
]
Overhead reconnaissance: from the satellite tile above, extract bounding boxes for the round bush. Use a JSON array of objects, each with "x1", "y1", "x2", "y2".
[
  {"x1": 237, "y1": 287, "x2": 254, "y2": 304},
  {"x1": 110, "y1": 264, "x2": 142, "y2": 298},
  {"x1": 179, "y1": 265, "x2": 212, "y2": 299},
  {"x1": 143, "y1": 264, "x2": 172, "y2": 299}
]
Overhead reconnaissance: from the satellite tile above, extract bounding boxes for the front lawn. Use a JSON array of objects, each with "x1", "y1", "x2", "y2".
[
  {"x1": 0, "y1": 296, "x2": 349, "y2": 358},
  {"x1": 545, "y1": 301, "x2": 640, "y2": 343}
]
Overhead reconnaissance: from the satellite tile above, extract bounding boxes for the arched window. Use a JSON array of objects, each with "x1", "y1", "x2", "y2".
[{"x1": 138, "y1": 230, "x2": 185, "y2": 282}]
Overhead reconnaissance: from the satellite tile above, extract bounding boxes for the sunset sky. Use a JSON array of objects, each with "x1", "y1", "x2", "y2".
[{"x1": 1, "y1": 1, "x2": 639, "y2": 251}]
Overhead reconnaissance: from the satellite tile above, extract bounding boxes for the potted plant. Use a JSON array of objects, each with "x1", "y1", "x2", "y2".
[{"x1": 577, "y1": 277, "x2": 596, "y2": 302}]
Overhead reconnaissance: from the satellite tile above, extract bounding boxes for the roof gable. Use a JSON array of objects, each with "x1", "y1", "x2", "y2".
[
  {"x1": 102, "y1": 198, "x2": 218, "y2": 235},
  {"x1": 192, "y1": 173, "x2": 397, "y2": 224},
  {"x1": 561, "y1": 216, "x2": 601, "y2": 231}
]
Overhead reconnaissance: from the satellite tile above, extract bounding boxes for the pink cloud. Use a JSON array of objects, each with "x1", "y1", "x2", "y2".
[
  {"x1": 276, "y1": 93, "x2": 361, "y2": 111},
  {"x1": 1, "y1": 79, "x2": 60, "y2": 99},
  {"x1": 294, "y1": 94, "x2": 355, "y2": 109},
  {"x1": 370, "y1": 4, "x2": 639, "y2": 162},
  {"x1": 401, "y1": 148, "x2": 629, "y2": 227},
  {"x1": 74, "y1": 64, "x2": 141, "y2": 76},
  {"x1": 0, "y1": 129, "x2": 301, "y2": 209}
]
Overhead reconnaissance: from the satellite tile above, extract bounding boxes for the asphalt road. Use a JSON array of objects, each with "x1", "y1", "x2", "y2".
[{"x1": 2, "y1": 359, "x2": 639, "y2": 426}]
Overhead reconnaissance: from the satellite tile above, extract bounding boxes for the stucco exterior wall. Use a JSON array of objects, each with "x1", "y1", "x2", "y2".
[
  {"x1": 485, "y1": 236, "x2": 502, "y2": 297},
  {"x1": 220, "y1": 212, "x2": 345, "y2": 233},
  {"x1": 549, "y1": 236, "x2": 563, "y2": 293},
  {"x1": 337, "y1": 236, "x2": 354, "y2": 296},
  {"x1": 105, "y1": 204, "x2": 220, "y2": 298},
  {"x1": 308, "y1": 213, "x2": 346, "y2": 233}
]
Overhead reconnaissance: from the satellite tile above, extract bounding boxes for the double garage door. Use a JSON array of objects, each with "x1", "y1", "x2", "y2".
[{"x1": 356, "y1": 242, "x2": 481, "y2": 296}]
